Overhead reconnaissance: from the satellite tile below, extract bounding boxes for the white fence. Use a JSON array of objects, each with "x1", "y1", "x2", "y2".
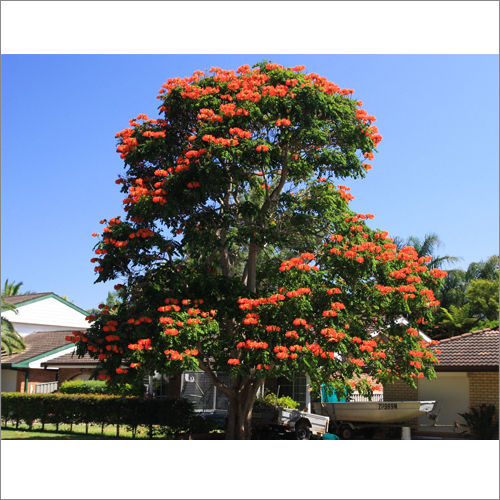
[
  {"x1": 35, "y1": 381, "x2": 58, "y2": 393},
  {"x1": 349, "y1": 393, "x2": 383, "y2": 402}
]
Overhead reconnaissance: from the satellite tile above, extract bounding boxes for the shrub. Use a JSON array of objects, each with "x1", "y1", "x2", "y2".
[
  {"x1": 1, "y1": 393, "x2": 193, "y2": 434},
  {"x1": 459, "y1": 404, "x2": 499, "y2": 439},
  {"x1": 59, "y1": 380, "x2": 144, "y2": 396},
  {"x1": 59, "y1": 380, "x2": 108, "y2": 394},
  {"x1": 254, "y1": 392, "x2": 301, "y2": 410}
]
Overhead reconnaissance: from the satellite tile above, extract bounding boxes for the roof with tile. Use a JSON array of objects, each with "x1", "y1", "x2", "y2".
[
  {"x1": 433, "y1": 328, "x2": 499, "y2": 370},
  {"x1": 1, "y1": 329, "x2": 85, "y2": 365},
  {"x1": 41, "y1": 350, "x2": 97, "y2": 366},
  {"x1": 3, "y1": 293, "x2": 53, "y2": 306}
]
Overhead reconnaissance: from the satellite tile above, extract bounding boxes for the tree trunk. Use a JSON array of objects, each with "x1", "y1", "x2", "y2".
[
  {"x1": 225, "y1": 381, "x2": 261, "y2": 440},
  {"x1": 246, "y1": 241, "x2": 260, "y2": 294}
]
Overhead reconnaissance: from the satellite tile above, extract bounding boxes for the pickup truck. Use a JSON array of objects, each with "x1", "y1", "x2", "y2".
[{"x1": 251, "y1": 406, "x2": 330, "y2": 439}]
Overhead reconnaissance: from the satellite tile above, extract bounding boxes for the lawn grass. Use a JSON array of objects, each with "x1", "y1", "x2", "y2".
[{"x1": 1, "y1": 422, "x2": 177, "y2": 439}]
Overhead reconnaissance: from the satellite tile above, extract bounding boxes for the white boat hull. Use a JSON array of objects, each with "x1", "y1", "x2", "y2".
[{"x1": 312, "y1": 401, "x2": 436, "y2": 424}]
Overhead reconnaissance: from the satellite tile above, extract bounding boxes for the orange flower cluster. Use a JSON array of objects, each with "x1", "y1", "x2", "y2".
[
  {"x1": 227, "y1": 358, "x2": 240, "y2": 365},
  {"x1": 229, "y1": 127, "x2": 252, "y2": 139},
  {"x1": 276, "y1": 118, "x2": 292, "y2": 126},
  {"x1": 429, "y1": 269, "x2": 448, "y2": 278},
  {"x1": 115, "y1": 368, "x2": 128, "y2": 374},
  {"x1": 375, "y1": 285, "x2": 394, "y2": 295},
  {"x1": 285, "y1": 330, "x2": 299, "y2": 339},
  {"x1": 127, "y1": 316, "x2": 153, "y2": 325},
  {"x1": 129, "y1": 228, "x2": 154, "y2": 239},
  {"x1": 102, "y1": 320, "x2": 118, "y2": 332},
  {"x1": 115, "y1": 128, "x2": 138, "y2": 158},
  {"x1": 406, "y1": 328, "x2": 419, "y2": 337},
  {"x1": 320, "y1": 328, "x2": 346, "y2": 342},
  {"x1": 265, "y1": 325, "x2": 281, "y2": 332},
  {"x1": 279, "y1": 256, "x2": 319, "y2": 272},
  {"x1": 142, "y1": 131, "x2": 166, "y2": 138},
  {"x1": 202, "y1": 134, "x2": 239, "y2": 147},
  {"x1": 236, "y1": 340, "x2": 268, "y2": 349},
  {"x1": 359, "y1": 339, "x2": 377, "y2": 352},
  {"x1": 163, "y1": 328, "x2": 179, "y2": 336},
  {"x1": 255, "y1": 144, "x2": 270, "y2": 152},
  {"x1": 197, "y1": 108, "x2": 223, "y2": 122},
  {"x1": 305, "y1": 343, "x2": 335, "y2": 359},
  {"x1": 337, "y1": 185, "x2": 354, "y2": 202},
  {"x1": 187, "y1": 181, "x2": 200, "y2": 189},
  {"x1": 128, "y1": 338, "x2": 152, "y2": 351},
  {"x1": 350, "y1": 358, "x2": 365, "y2": 367},
  {"x1": 219, "y1": 103, "x2": 249, "y2": 117},
  {"x1": 256, "y1": 364, "x2": 270, "y2": 370},
  {"x1": 285, "y1": 287, "x2": 311, "y2": 298},
  {"x1": 243, "y1": 313, "x2": 259, "y2": 325},
  {"x1": 355, "y1": 108, "x2": 376, "y2": 124},
  {"x1": 65, "y1": 332, "x2": 87, "y2": 343},
  {"x1": 164, "y1": 349, "x2": 184, "y2": 361}
]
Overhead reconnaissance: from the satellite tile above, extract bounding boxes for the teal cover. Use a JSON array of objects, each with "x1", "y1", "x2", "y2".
[{"x1": 321, "y1": 385, "x2": 347, "y2": 403}]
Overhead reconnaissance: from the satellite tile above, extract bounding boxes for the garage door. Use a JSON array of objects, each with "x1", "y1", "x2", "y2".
[{"x1": 417, "y1": 372, "x2": 469, "y2": 432}]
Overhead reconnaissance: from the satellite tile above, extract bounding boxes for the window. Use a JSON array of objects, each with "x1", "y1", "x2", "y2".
[
  {"x1": 276, "y1": 375, "x2": 307, "y2": 408},
  {"x1": 180, "y1": 371, "x2": 229, "y2": 412}
]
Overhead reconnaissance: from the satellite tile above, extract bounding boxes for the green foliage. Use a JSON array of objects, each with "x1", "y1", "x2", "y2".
[
  {"x1": 59, "y1": 380, "x2": 109, "y2": 394},
  {"x1": 77, "y1": 62, "x2": 447, "y2": 437},
  {"x1": 401, "y1": 233, "x2": 459, "y2": 270},
  {"x1": 1, "y1": 296, "x2": 25, "y2": 355},
  {"x1": 459, "y1": 404, "x2": 499, "y2": 440},
  {"x1": 2, "y1": 280, "x2": 24, "y2": 297},
  {"x1": 439, "y1": 304, "x2": 479, "y2": 337},
  {"x1": 59, "y1": 379, "x2": 144, "y2": 396},
  {"x1": 1, "y1": 393, "x2": 193, "y2": 432},
  {"x1": 254, "y1": 392, "x2": 300, "y2": 410},
  {"x1": 434, "y1": 256, "x2": 499, "y2": 339},
  {"x1": 465, "y1": 279, "x2": 499, "y2": 321}
]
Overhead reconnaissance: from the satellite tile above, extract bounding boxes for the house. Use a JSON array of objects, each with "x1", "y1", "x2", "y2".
[
  {"x1": 1, "y1": 292, "x2": 90, "y2": 336},
  {"x1": 1, "y1": 292, "x2": 91, "y2": 393},
  {"x1": 0, "y1": 330, "x2": 96, "y2": 393},
  {"x1": 383, "y1": 328, "x2": 499, "y2": 435}
]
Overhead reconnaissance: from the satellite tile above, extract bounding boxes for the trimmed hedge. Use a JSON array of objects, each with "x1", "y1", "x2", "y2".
[{"x1": 1, "y1": 393, "x2": 193, "y2": 435}]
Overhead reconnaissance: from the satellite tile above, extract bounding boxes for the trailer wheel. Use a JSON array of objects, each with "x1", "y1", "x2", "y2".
[
  {"x1": 295, "y1": 421, "x2": 311, "y2": 440},
  {"x1": 338, "y1": 424, "x2": 354, "y2": 440}
]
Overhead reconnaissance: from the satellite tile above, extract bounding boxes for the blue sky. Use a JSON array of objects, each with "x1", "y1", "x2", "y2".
[{"x1": 1, "y1": 55, "x2": 498, "y2": 311}]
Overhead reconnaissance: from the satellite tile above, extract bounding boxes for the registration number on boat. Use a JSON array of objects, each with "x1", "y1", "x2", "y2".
[{"x1": 378, "y1": 403, "x2": 398, "y2": 410}]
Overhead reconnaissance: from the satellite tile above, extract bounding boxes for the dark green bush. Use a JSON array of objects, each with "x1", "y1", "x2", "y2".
[
  {"x1": 459, "y1": 404, "x2": 499, "y2": 439},
  {"x1": 1, "y1": 393, "x2": 193, "y2": 433}
]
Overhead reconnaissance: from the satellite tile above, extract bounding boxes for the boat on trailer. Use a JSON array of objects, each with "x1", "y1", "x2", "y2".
[{"x1": 312, "y1": 400, "x2": 436, "y2": 424}]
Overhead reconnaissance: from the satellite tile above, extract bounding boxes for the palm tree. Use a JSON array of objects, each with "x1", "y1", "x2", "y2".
[
  {"x1": 439, "y1": 304, "x2": 479, "y2": 337},
  {"x1": 465, "y1": 255, "x2": 499, "y2": 282},
  {"x1": 396, "y1": 233, "x2": 460, "y2": 270},
  {"x1": 1, "y1": 296, "x2": 26, "y2": 355},
  {"x1": 3, "y1": 279, "x2": 24, "y2": 297}
]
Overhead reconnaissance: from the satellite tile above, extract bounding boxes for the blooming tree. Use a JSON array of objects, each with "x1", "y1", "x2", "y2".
[{"x1": 74, "y1": 62, "x2": 445, "y2": 439}]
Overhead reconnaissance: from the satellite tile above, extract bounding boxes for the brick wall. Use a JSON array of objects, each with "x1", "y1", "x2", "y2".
[
  {"x1": 16, "y1": 368, "x2": 57, "y2": 393},
  {"x1": 383, "y1": 380, "x2": 418, "y2": 402},
  {"x1": 15, "y1": 368, "x2": 95, "y2": 392},
  {"x1": 468, "y1": 371, "x2": 499, "y2": 413},
  {"x1": 58, "y1": 368, "x2": 94, "y2": 384}
]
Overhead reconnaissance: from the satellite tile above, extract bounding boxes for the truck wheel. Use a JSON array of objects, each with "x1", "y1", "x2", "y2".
[
  {"x1": 295, "y1": 422, "x2": 311, "y2": 440},
  {"x1": 339, "y1": 424, "x2": 354, "y2": 440}
]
